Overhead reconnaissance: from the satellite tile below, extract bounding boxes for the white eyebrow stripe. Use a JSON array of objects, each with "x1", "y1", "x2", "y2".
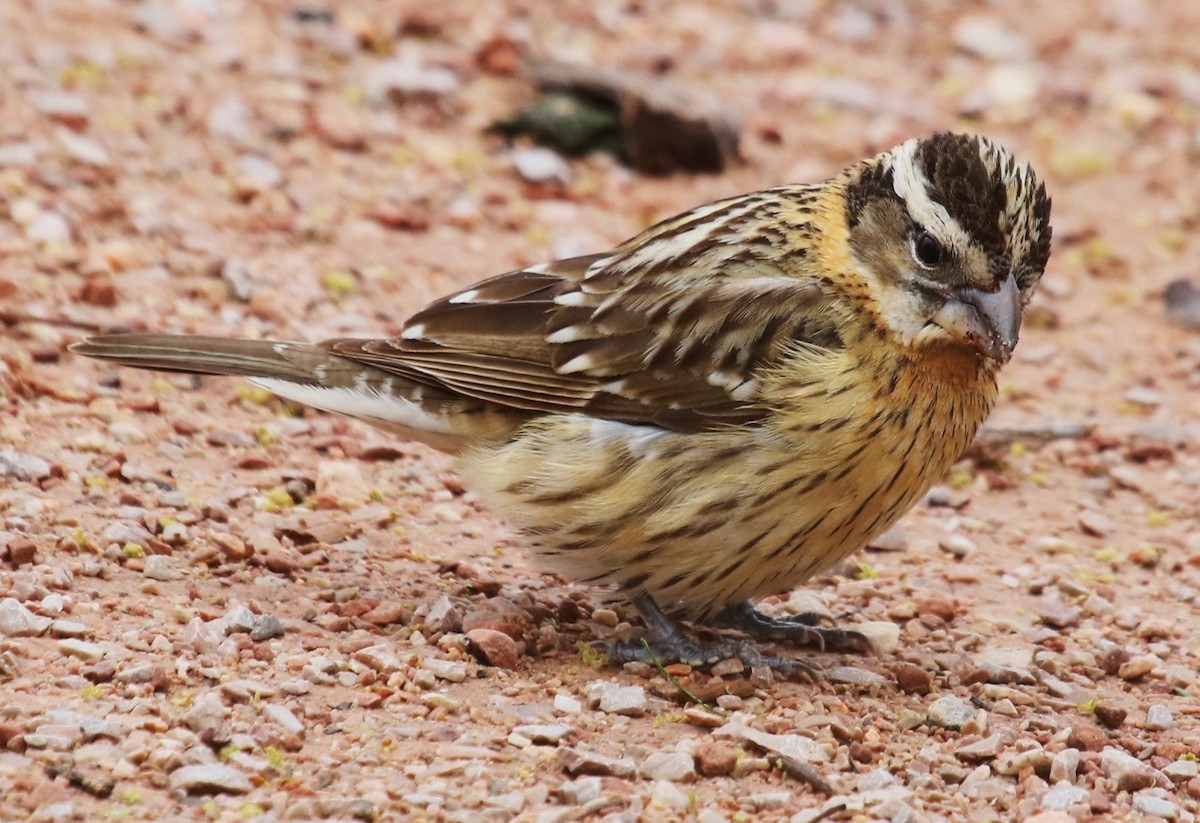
[{"x1": 890, "y1": 139, "x2": 973, "y2": 250}]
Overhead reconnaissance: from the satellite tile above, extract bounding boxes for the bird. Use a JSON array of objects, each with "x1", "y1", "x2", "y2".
[{"x1": 73, "y1": 132, "x2": 1052, "y2": 671}]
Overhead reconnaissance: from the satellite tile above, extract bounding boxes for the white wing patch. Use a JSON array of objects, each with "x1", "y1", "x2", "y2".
[{"x1": 249, "y1": 378, "x2": 451, "y2": 435}]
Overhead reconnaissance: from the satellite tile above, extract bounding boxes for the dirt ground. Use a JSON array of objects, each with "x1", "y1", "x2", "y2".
[{"x1": 2, "y1": 1, "x2": 1200, "y2": 821}]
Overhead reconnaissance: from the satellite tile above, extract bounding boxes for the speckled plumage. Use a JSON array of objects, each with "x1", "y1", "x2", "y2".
[{"x1": 74, "y1": 133, "x2": 1052, "y2": 665}]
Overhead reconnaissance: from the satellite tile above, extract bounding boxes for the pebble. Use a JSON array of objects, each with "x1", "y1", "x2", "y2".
[
  {"x1": 559, "y1": 747, "x2": 636, "y2": 777},
  {"x1": 264, "y1": 704, "x2": 304, "y2": 735},
  {"x1": 364, "y1": 59, "x2": 459, "y2": 103},
  {"x1": 856, "y1": 621, "x2": 901, "y2": 655},
  {"x1": 1094, "y1": 703, "x2": 1127, "y2": 729},
  {"x1": 828, "y1": 666, "x2": 887, "y2": 686},
  {"x1": 714, "y1": 721, "x2": 829, "y2": 763},
  {"x1": 867, "y1": 522, "x2": 908, "y2": 551},
  {"x1": 512, "y1": 724, "x2": 575, "y2": 745},
  {"x1": 424, "y1": 595, "x2": 462, "y2": 634},
  {"x1": 928, "y1": 696, "x2": 976, "y2": 730},
  {"x1": 952, "y1": 14, "x2": 1031, "y2": 60},
  {"x1": 557, "y1": 776, "x2": 602, "y2": 805},
  {"x1": 512, "y1": 147, "x2": 571, "y2": 184},
  {"x1": 995, "y1": 747, "x2": 1051, "y2": 776},
  {"x1": 1132, "y1": 794, "x2": 1180, "y2": 819},
  {"x1": 1118, "y1": 655, "x2": 1157, "y2": 680},
  {"x1": 553, "y1": 694, "x2": 582, "y2": 715},
  {"x1": 220, "y1": 679, "x2": 277, "y2": 702},
  {"x1": 49, "y1": 620, "x2": 89, "y2": 639},
  {"x1": 1100, "y1": 746, "x2": 1158, "y2": 792},
  {"x1": 142, "y1": 555, "x2": 179, "y2": 581},
  {"x1": 1144, "y1": 704, "x2": 1172, "y2": 730},
  {"x1": 694, "y1": 739, "x2": 738, "y2": 777},
  {"x1": 58, "y1": 639, "x2": 104, "y2": 661},
  {"x1": 0, "y1": 450, "x2": 52, "y2": 481},
  {"x1": 649, "y1": 779, "x2": 690, "y2": 812},
  {"x1": 1163, "y1": 760, "x2": 1199, "y2": 782},
  {"x1": 0, "y1": 598, "x2": 52, "y2": 636},
  {"x1": 168, "y1": 764, "x2": 253, "y2": 795},
  {"x1": 1049, "y1": 748, "x2": 1080, "y2": 784},
  {"x1": 894, "y1": 663, "x2": 933, "y2": 694},
  {"x1": 1066, "y1": 723, "x2": 1106, "y2": 752},
  {"x1": 249, "y1": 615, "x2": 285, "y2": 641},
  {"x1": 466, "y1": 628, "x2": 522, "y2": 669},
  {"x1": 640, "y1": 751, "x2": 696, "y2": 782},
  {"x1": 597, "y1": 685, "x2": 648, "y2": 716},
  {"x1": 208, "y1": 94, "x2": 254, "y2": 144},
  {"x1": 420, "y1": 658, "x2": 468, "y2": 683},
  {"x1": 957, "y1": 734, "x2": 1003, "y2": 761},
  {"x1": 25, "y1": 211, "x2": 72, "y2": 247},
  {"x1": 57, "y1": 130, "x2": 110, "y2": 167},
  {"x1": 1040, "y1": 783, "x2": 1089, "y2": 811},
  {"x1": 1078, "y1": 510, "x2": 1114, "y2": 537},
  {"x1": 1037, "y1": 596, "x2": 1081, "y2": 629}
]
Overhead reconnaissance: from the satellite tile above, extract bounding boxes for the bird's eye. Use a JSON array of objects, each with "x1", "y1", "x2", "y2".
[{"x1": 913, "y1": 231, "x2": 944, "y2": 269}]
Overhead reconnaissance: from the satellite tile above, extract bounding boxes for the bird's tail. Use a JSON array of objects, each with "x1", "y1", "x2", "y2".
[{"x1": 70, "y1": 334, "x2": 334, "y2": 382}]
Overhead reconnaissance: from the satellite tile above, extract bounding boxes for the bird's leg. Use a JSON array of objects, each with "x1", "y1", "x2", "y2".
[
  {"x1": 712, "y1": 600, "x2": 872, "y2": 653},
  {"x1": 604, "y1": 593, "x2": 814, "y2": 675}
]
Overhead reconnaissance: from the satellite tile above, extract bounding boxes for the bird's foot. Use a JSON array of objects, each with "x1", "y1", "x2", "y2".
[
  {"x1": 712, "y1": 600, "x2": 872, "y2": 653},
  {"x1": 599, "y1": 593, "x2": 817, "y2": 676}
]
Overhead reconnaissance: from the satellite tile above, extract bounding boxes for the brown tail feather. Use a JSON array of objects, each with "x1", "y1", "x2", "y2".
[{"x1": 70, "y1": 334, "x2": 335, "y2": 384}]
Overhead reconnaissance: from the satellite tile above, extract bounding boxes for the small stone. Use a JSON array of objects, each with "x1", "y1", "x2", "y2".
[
  {"x1": 421, "y1": 658, "x2": 468, "y2": 683},
  {"x1": 940, "y1": 533, "x2": 977, "y2": 559},
  {"x1": 694, "y1": 739, "x2": 738, "y2": 777},
  {"x1": 1100, "y1": 747, "x2": 1158, "y2": 792},
  {"x1": 513, "y1": 724, "x2": 575, "y2": 745},
  {"x1": 1118, "y1": 655, "x2": 1157, "y2": 680},
  {"x1": 649, "y1": 779, "x2": 690, "y2": 812},
  {"x1": 512, "y1": 147, "x2": 571, "y2": 184},
  {"x1": 995, "y1": 747, "x2": 1051, "y2": 776},
  {"x1": 0, "y1": 451, "x2": 52, "y2": 482},
  {"x1": 364, "y1": 59, "x2": 459, "y2": 103},
  {"x1": 1163, "y1": 760, "x2": 1199, "y2": 782},
  {"x1": 641, "y1": 751, "x2": 695, "y2": 782},
  {"x1": 590, "y1": 608, "x2": 619, "y2": 627},
  {"x1": 27, "y1": 90, "x2": 90, "y2": 129},
  {"x1": 1039, "y1": 783, "x2": 1089, "y2": 812},
  {"x1": 466, "y1": 628, "x2": 522, "y2": 668},
  {"x1": 57, "y1": 131, "x2": 110, "y2": 167},
  {"x1": 894, "y1": 663, "x2": 933, "y2": 694},
  {"x1": 957, "y1": 734, "x2": 1003, "y2": 761},
  {"x1": 1049, "y1": 748, "x2": 1080, "y2": 784},
  {"x1": 142, "y1": 555, "x2": 179, "y2": 581},
  {"x1": 1078, "y1": 511, "x2": 1114, "y2": 537},
  {"x1": 559, "y1": 747, "x2": 636, "y2": 777},
  {"x1": 867, "y1": 522, "x2": 908, "y2": 551},
  {"x1": 58, "y1": 639, "x2": 104, "y2": 660},
  {"x1": 1124, "y1": 386, "x2": 1163, "y2": 407},
  {"x1": 953, "y1": 14, "x2": 1031, "y2": 60},
  {"x1": 48, "y1": 620, "x2": 89, "y2": 638},
  {"x1": 249, "y1": 615, "x2": 285, "y2": 641},
  {"x1": 856, "y1": 621, "x2": 901, "y2": 655},
  {"x1": 1144, "y1": 705, "x2": 1172, "y2": 730},
  {"x1": 1094, "y1": 703, "x2": 1127, "y2": 729},
  {"x1": 115, "y1": 663, "x2": 161, "y2": 684},
  {"x1": 354, "y1": 645, "x2": 401, "y2": 674},
  {"x1": 598, "y1": 685, "x2": 648, "y2": 716},
  {"x1": 557, "y1": 776, "x2": 602, "y2": 805},
  {"x1": 220, "y1": 679, "x2": 277, "y2": 702},
  {"x1": 0, "y1": 598, "x2": 52, "y2": 636},
  {"x1": 1132, "y1": 794, "x2": 1179, "y2": 819},
  {"x1": 263, "y1": 704, "x2": 304, "y2": 735},
  {"x1": 554, "y1": 694, "x2": 582, "y2": 715},
  {"x1": 713, "y1": 721, "x2": 830, "y2": 763},
  {"x1": 1066, "y1": 723, "x2": 1106, "y2": 752},
  {"x1": 928, "y1": 695, "x2": 976, "y2": 730},
  {"x1": 360, "y1": 602, "x2": 407, "y2": 625},
  {"x1": 1165, "y1": 279, "x2": 1200, "y2": 330},
  {"x1": 828, "y1": 665, "x2": 887, "y2": 686},
  {"x1": 5, "y1": 537, "x2": 37, "y2": 566},
  {"x1": 423, "y1": 595, "x2": 462, "y2": 634},
  {"x1": 1037, "y1": 597, "x2": 1081, "y2": 629},
  {"x1": 168, "y1": 764, "x2": 253, "y2": 795}
]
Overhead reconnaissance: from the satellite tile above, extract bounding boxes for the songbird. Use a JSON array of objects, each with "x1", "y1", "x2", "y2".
[{"x1": 73, "y1": 132, "x2": 1052, "y2": 670}]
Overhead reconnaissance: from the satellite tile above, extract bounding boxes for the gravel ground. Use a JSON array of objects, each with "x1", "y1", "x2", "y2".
[{"x1": 2, "y1": 1, "x2": 1200, "y2": 821}]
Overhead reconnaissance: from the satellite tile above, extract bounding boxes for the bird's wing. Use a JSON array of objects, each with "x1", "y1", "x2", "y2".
[{"x1": 326, "y1": 190, "x2": 843, "y2": 433}]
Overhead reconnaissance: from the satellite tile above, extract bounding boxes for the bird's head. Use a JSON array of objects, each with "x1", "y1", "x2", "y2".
[{"x1": 842, "y1": 132, "x2": 1052, "y2": 365}]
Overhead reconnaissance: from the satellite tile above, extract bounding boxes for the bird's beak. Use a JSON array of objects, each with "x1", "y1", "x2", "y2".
[{"x1": 931, "y1": 275, "x2": 1022, "y2": 364}]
